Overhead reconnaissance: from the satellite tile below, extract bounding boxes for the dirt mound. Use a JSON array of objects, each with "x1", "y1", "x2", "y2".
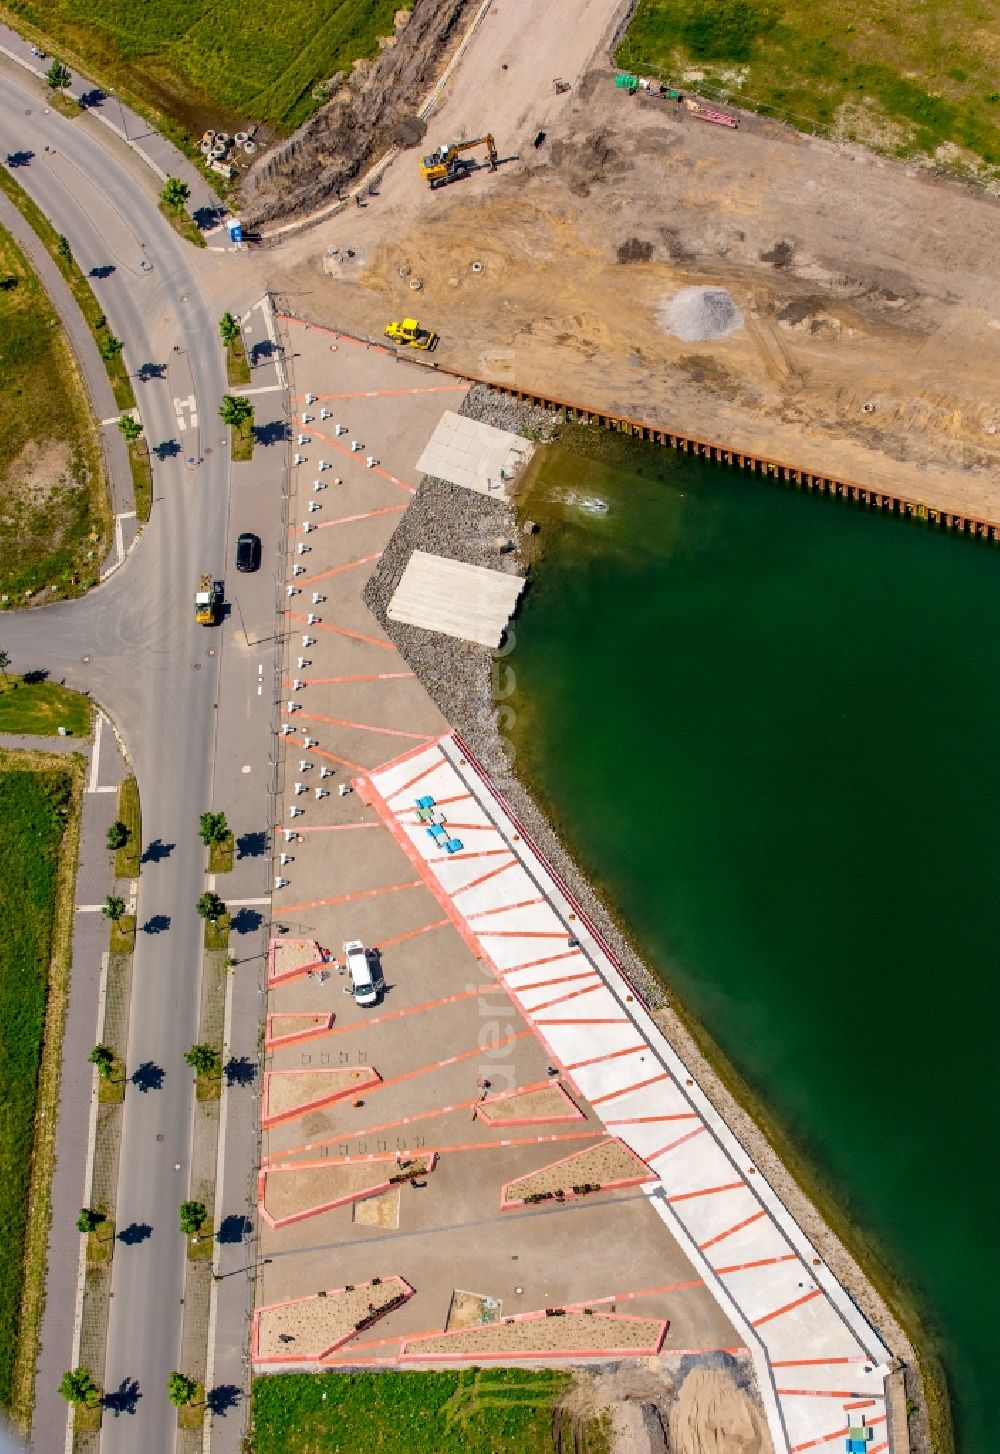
[
  {"x1": 668, "y1": 1368, "x2": 770, "y2": 1454},
  {"x1": 240, "y1": 0, "x2": 475, "y2": 227}
]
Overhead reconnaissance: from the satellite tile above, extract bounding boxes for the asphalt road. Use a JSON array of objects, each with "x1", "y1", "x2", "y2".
[{"x1": 0, "y1": 78, "x2": 239, "y2": 1452}]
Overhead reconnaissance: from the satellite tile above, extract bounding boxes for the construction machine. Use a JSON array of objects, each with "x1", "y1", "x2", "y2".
[
  {"x1": 420, "y1": 134, "x2": 497, "y2": 189},
  {"x1": 195, "y1": 574, "x2": 223, "y2": 625},
  {"x1": 384, "y1": 318, "x2": 439, "y2": 350}
]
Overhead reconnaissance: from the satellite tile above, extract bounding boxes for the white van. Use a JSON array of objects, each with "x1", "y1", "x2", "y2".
[{"x1": 344, "y1": 939, "x2": 378, "y2": 1007}]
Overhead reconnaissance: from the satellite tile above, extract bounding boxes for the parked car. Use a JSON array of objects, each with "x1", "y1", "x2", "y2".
[
  {"x1": 344, "y1": 939, "x2": 378, "y2": 1007},
  {"x1": 235, "y1": 531, "x2": 261, "y2": 572}
]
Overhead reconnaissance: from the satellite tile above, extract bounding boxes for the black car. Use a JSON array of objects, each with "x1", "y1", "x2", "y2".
[{"x1": 235, "y1": 531, "x2": 261, "y2": 572}]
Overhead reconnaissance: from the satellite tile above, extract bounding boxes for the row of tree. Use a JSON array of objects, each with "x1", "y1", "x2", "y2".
[{"x1": 59, "y1": 1365, "x2": 201, "y2": 1410}]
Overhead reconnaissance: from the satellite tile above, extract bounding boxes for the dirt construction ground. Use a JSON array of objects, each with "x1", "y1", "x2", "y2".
[{"x1": 264, "y1": 0, "x2": 1000, "y2": 520}]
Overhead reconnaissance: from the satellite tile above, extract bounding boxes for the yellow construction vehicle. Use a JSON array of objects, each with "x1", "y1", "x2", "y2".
[
  {"x1": 384, "y1": 319, "x2": 439, "y2": 350},
  {"x1": 419, "y1": 134, "x2": 497, "y2": 189},
  {"x1": 195, "y1": 574, "x2": 223, "y2": 625}
]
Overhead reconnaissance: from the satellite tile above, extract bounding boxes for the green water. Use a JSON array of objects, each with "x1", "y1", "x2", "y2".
[{"x1": 510, "y1": 432, "x2": 999, "y2": 1453}]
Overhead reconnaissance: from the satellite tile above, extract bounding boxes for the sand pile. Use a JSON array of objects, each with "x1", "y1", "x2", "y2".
[{"x1": 659, "y1": 287, "x2": 743, "y2": 342}]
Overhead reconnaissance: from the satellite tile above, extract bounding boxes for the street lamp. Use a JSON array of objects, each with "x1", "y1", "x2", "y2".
[{"x1": 108, "y1": 87, "x2": 129, "y2": 142}]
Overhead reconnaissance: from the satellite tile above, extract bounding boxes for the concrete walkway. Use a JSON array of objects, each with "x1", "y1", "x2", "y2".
[
  {"x1": 0, "y1": 189, "x2": 136, "y2": 574},
  {"x1": 4, "y1": 715, "x2": 128, "y2": 1454}
]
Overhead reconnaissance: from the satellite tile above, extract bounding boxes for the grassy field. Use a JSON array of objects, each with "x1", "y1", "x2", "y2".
[
  {"x1": 250, "y1": 1370, "x2": 612, "y2": 1454},
  {"x1": 0, "y1": 677, "x2": 91, "y2": 736},
  {"x1": 0, "y1": 225, "x2": 110, "y2": 604},
  {"x1": 0, "y1": 761, "x2": 78, "y2": 1412},
  {"x1": 1, "y1": 0, "x2": 411, "y2": 136},
  {"x1": 617, "y1": 0, "x2": 1000, "y2": 173}
]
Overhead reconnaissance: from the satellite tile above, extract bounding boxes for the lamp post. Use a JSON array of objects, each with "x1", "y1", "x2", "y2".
[{"x1": 108, "y1": 87, "x2": 129, "y2": 142}]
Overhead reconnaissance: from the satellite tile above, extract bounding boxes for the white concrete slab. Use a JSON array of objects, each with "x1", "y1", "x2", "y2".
[
  {"x1": 416, "y1": 410, "x2": 534, "y2": 498},
  {"x1": 387, "y1": 550, "x2": 525, "y2": 648}
]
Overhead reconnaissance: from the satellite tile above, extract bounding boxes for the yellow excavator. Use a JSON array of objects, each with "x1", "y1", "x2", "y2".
[
  {"x1": 420, "y1": 134, "x2": 497, "y2": 190},
  {"x1": 385, "y1": 319, "x2": 439, "y2": 350}
]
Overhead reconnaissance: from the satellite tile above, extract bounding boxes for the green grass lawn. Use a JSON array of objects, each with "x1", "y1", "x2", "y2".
[
  {"x1": 226, "y1": 339, "x2": 251, "y2": 387},
  {"x1": 232, "y1": 414, "x2": 254, "y2": 463},
  {"x1": 114, "y1": 774, "x2": 141, "y2": 878},
  {"x1": 0, "y1": 765, "x2": 75, "y2": 1408},
  {"x1": 0, "y1": 225, "x2": 110, "y2": 604},
  {"x1": 618, "y1": 0, "x2": 1000, "y2": 174},
  {"x1": 0, "y1": 0, "x2": 412, "y2": 137},
  {"x1": 0, "y1": 678, "x2": 91, "y2": 736},
  {"x1": 250, "y1": 1370, "x2": 614, "y2": 1454},
  {"x1": 129, "y1": 438, "x2": 152, "y2": 523}
]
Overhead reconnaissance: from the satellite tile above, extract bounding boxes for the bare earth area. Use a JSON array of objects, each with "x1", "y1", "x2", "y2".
[{"x1": 265, "y1": 0, "x2": 1000, "y2": 521}]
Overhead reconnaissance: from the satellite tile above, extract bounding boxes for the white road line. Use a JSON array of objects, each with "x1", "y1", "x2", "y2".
[
  {"x1": 75, "y1": 903, "x2": 107, "y2": 913},
  {"x1": 226, "y1": 896, "x2": 271, "y2": 907},
  {"x1": 257, "y1": 297, "x2": 285, "y2": 389},
  {"x1": 88, "y1": 712, "x2": 104, "y2": 792},
  {"x1": 240, "y1": 384, "x2": 285, "y2": 397}
]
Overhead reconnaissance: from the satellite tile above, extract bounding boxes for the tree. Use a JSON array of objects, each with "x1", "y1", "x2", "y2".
[
  {"x1": 198, "y1": 810, "x2": 229, "y2": 846},
  {"x1": 46, "y1": 59, "x2": 72, "y2": 92},
  {"x1": 76, "y1": 1207, "x2": 105, "y2": 1235},
  {"x1": 179, "y1": 1200, "x2": 206, "y2": 1236},
  {"x1": 160, "y1": 177, "x2": 190, "y2": 212},
  {"x1": 0, "y1": 647, "x2": 9, "y2": 682},
  {"x1": 58, "y1": 1367, "x2": 101, "y2": 1407},
  {"x1": 89, "y1": 1044, "x2": 115, "y2": 1080},
  {"x1": 100, "y1": 334, "x2": 123, "y2": 361},
  {"x1": 219, "y1": 312, "x2": 240, "y2": 347},
  {"x1": 117, "y1": 414, "x2": 142, "y2": 443},
  {"x1": 57, "y1": 233, "x2": 73, "y2": 267},
  {"x1": 196, "y1": 891, "x2": 226, "y2": 922},
  {"x1": 106, "y1": 820, "x2": 129, "y2": 851},
  {"x1": 102, "y1": 894, "x2": 125, "y2": 922},
  {"x1": 167, "y1": 1371, "x2": 197, "y2": 1408},
  {"x1": 218, "y1": 394, "x2": 252, "y2": 429},
  {"x1": 185, "y1": 1043, "x2": 221, "y2": 1077}
]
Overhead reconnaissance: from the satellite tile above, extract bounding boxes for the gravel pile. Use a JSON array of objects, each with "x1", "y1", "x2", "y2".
[{"x1": 658, "y1": 286, "x2": 743, "y2": 342}]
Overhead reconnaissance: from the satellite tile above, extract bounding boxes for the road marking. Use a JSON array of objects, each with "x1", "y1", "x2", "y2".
[
  {"x1": 87, "y1": 712, "x2": 104, "y2": 793},
  {"x1": 239, "y1": 384, "x2": 285, "y2": 396},
  {"x1": 174, "y1": 394, "x2": 198, "y2": 431},
  {"x1": 75, "y1": 903, "x2": 107, "y2": 912},
  {"x1": 226, "y1": 896, "x2": 271, "y2": 907}
]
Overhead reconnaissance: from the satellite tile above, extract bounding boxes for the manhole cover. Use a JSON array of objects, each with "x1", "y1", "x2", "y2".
[
  {"x1": 81, "y1": 654, "x2": 91, "y2": 663},
  {"x1": 193, "y1": 662, "x2": 202, "y2": 670},
  {"x1": 156, "y1": 1133, "x2": 164, "y2": 1142}
]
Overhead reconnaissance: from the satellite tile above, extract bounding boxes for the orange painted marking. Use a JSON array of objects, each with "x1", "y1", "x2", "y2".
[
  {"x1": 480, "y1": 929, "x2": 572, "y2": 939},
  {"x1": 751, "y1": 1287, "x2": 822, "y2": 1328},
  {"x1": 375, "y1": 919, "x2": 450, "y2": 950},
  {"x1": 646, "y1": 1124, "x2": 708, "y2": 1161},
  {"x1": 716, "y1": 1253, "x2": 798, "y2": 1276},
  {"x1": 771, "y1": 1358, "x2": 858, "y2": 1368},
  {"x1": 698, "y1": 1209, "x2": 767, "y2": 1251},
  {"x1": 843, "y1": 1399, "x2": 878, "y2": 1411},
  {"x1": 290, "y1": 383, "x2": 468, "y2": 401},
  {"x1": 292, "y1": 823, "x2": 381, "y2": 832},
  {"x1": 270, "y1": 1127, "x2": 599, "y2": 1172},
  {"x1": 287, "y1": 611, "x2": 396, "y2": 652},
  {"x1": 498, "y1": 949, "x2": 583, "y2": 975},
  {"x1": 776, "y1": 1389, "x2": 875, "y2": 1400},
  {"x1": 282, "y1": 733, "x2": 367, "y2": 773},
  {"x1": 297, "y1": 672, "x2": 414, "y2": 684},
  {"x1": 387, "y1": 757, "x2": 441, "y2": 801},
  {"x1": 590, "y1": 1072, "x2": 670, "y2": 1106},
  {"x1": 511, "y1": 970, "x2": 599, "y2": 994},
  {"x1": 868, "y1": 1441, "x2": 889, "y2": 1454},
  {"x1": 605, "y1": 1113, "x2": 699, "y2": 1126},
  {"x1": 563, "y1": 1279, "x2": 703, "y2": 1310},
  {"x1": 525, "y1": 982, "x2": 602, "y2": 1014},
  {"x1": 308, "y1": 424, "x2": 416, "y2": 494},
  {"x1": 290, "y1": 505, "x2": 408, "y2": 536},
  {"x1": 535, "y1": 1017, "x2": 629, "y2": 1026},
  {"x1": 420, "y1": 792, "x2": 472, "y2": 808},
  {"x1": 437, "y1": 847, "x2": 512, "y2": 864},
  {"x1": 565, "y1": 1043, "x2": 645, "y2": 1073},
  {"x1": 789, "y1": 1417, "x2": 884, "y2": 1454},
  {"x1": 295, "y1": 984, "x2": 497, "y2": 1039},
  {"x1": 451, "y1": 857, "x2": 517, "y2": 894},
  {"x1": 373, "y1": 1029, "x2": 532, "y2": 1094},
  {"x1": 298, "y1": 552, "x2": 383, "y2": 586},
  {"x1": 278, "y1": 880, "x2": 422, "y2": 914},
  {"x1": 465, "y1": 897, "x2": 543, "y2": 920},
  {"x1": 668, "y1": 1181, "x2": 745, "y2": 1204},
  {"x1": 296, "y1": 711, "x2": 434, "y2": 743}
]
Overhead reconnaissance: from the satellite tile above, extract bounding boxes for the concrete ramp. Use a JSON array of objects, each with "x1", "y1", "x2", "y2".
[
  {"x1": 416, "y1": 410, "x2": 533, "y2": 497},
  {"x1": 387, "y1": 550, "x2": 524, "y2": 647}
]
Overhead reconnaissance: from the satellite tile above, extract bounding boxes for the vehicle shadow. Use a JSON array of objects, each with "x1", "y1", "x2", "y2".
[{"x1": 141, "y1": 914, "x2": 171, "y2": 934}]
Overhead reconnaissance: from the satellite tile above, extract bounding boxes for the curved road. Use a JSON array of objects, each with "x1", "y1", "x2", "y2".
[{"x1": 0, "y1": 77, "x2": 231, "y2": 1452}]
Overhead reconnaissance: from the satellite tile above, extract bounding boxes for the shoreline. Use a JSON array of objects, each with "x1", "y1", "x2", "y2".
[{"x1": 363, "y1": 384, "x2": 954, "y2": 1454}]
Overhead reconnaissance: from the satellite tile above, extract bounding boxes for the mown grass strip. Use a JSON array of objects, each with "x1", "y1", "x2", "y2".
[
  {"x1": 0, "y1": 167, "x2": 135, "y2": 410},
  {"x1": 232, "y1": 416, "x2": 254, "y2": 463},
  {"x1": 129, "y1": 439, "x2": 152, "y2": 523},
  {"x1": 204, "y1": 912, "x2": 231, "y2": 951},
  {"x1": 0, "y1": 678, "x2": 91, "y2": 737},
  {"x1": 208, "y1": 834, "x2": 234, "y2": 874},
  {"x1": 226, "y1": 338, "x2": 251, "y2": 387},
  {"x1": 109, "y1": 914, "x2": 135, "y2": 954},
  {"x1": 114, "y1": 774, "x2": 141, "y2": 879},
  {"x1": 0, "y1": 750, "x2": 84, "y2": 1425},
  {"x1": 158, "y1": 201, "x2": 207, "y2": 250}
]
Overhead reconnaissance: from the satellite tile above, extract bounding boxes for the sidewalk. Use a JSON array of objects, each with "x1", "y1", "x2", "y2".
[{"x1": 24, "y1": 714, "x2": 128, "y2": 1454}]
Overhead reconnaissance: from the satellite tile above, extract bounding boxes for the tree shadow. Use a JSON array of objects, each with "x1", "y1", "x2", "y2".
[
  {"x1": 6, "y1": 150, "x2": 33, "y2": 167},
  {"x1": 215, "y1": 1213, "x2": 251, "y2": 1245},
  {"x1": 230, "y1": 906, "x2": 261, "y2": 935},
  {"x1": 137, "y1": 361, "x2": 166, "y2": 382},
  {"x1": 78, "y1": 87, "x2": 105, "y2": 109},
  {"x1": 223, "y1": 1056, "x2": 256, "y2": 1088},
  {"x1": 253, "y1": 418, "x2": 290, "y2": 448},
  {"x1": 206, "y1": 1384, "x2": 242, "y2": 1416},
  {"x1": 140, "y1": 838, "x2": 173, "y2": 864},
  {"x1": 235, "y1": 830, "x2": 268, "y2": 859},
  {"x1": 141, "y1": 914, "x2": 170, "y2": 934},
  {"x1": 117, "y1": 1221, "x2": 153, "y2": 1246},
  {"x1": 153, "y1": 438, "x2": 180, "y2": 460},
  {"x1": 193, "y1": 204, "x2": 226, "y2": 232},
  {"x1": 88, "y1": 263, "x2": 115, "y2": 279},
  {"x1": 104, "y1": 1377, "x2": 141, "y2": 1416},
  {"x1": 248, "y1": 338, "x2": 275, "y2": 368},
  {"x1": 21, "y1": 668, "x2": 48, "y2": 684},
  {"x1": 131, "y1": 1061, "x2": 164, "y2": 1093}
]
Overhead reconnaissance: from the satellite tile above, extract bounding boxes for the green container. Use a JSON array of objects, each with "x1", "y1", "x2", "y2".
[{"x1": 615, "y1": 73, "x2": 638, "y2": 90}]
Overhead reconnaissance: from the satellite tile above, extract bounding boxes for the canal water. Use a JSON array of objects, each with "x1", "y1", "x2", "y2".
[{"x1": 509, "y1": 429, "x2": 997, "y2": 1453}]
